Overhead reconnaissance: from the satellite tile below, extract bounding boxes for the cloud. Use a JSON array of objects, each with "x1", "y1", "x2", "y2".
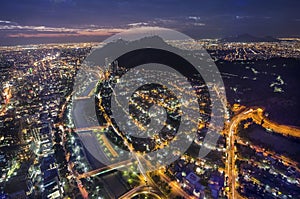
[
  {"x1": 128, "y1": 22, "x2": 149, "y2": 27},
  {"x1": 0, "y1": 20, "x2": 13, "y2": 24},
  {"x1": 1, "y1": 16, "x2": 207, "y2": 39},
  {"x1": 153, "y1": 18, "x2": 177, "y2": 25},
  {"x1": 7, "y1": 28, "x2": 125, "y2": 38},
  {"x1": 193, "y1": 23, "x2": 205, "y2": 26},
  {"x1": 0, "y1": 22, "x2": 126, "y2": 38},
  {"x1": 7, "y1": 33, "x2": 75, "y2": 38},
  {"x1": 235, "y1": 15, "x2": 253, "y2": 20},
  {"x1": 0, "y1": 24, "x2": 78, "y2": 32},
  {"x1": 188, "y1": 16, "x2": 201, "y2": 21}
]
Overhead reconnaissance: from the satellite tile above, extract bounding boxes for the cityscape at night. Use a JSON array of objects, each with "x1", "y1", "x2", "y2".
[{"x1": 0, "y1": 1, "x2": 300, "y2": 199}]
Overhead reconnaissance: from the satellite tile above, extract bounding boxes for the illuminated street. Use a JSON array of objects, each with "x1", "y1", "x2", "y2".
[
  {"x1": 224, "y1": 107, "x2": 300, "y2": 199},
  {"x1": 0, "y1": 28, "x2": 300, "y2": 198}
]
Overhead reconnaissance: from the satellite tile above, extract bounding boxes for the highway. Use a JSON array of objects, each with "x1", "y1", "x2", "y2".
[
  {"x1": 74, "y1": 103, "x2": 300, "y2": 199},
  {"x1": 251, "y1": 113, "x2": 300, "y2": 138},
  {"x1": 119, "y1": 185, "x2": 162, "y2": 199},
  {"x1": 224, "y1": 107, "x2": 300, "y2": 199},
  {"x1": 137, "y1": 154, "x2": 195, "y2": 199},
  {"x1": 71, "y1": 63, "x2": 300, "y2": 199}
]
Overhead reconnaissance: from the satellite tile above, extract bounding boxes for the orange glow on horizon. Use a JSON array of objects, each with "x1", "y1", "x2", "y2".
[{"x1": 7, "y1": 29, "x2": 125, "y2": 38}]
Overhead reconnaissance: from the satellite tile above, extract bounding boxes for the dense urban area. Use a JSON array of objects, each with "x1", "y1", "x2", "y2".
[{"x1": 0, "y1": 38, "x2": 300, "y2": 199}]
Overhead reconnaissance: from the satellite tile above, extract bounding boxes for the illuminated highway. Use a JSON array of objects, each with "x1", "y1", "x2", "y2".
[
  {"x1": 224, "y1": 107, "x2": 300, "y2": 199},
  {"x1": 72, "y1": 58, "x2": 300, "y2": 199},
  {"x1": 119, "y1": 185, "x2": 162, "y2": 199}
]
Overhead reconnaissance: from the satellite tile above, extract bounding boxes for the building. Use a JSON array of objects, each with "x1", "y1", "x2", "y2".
[{"x1": 183, "y1": 172, "x2": 205, "y2": 198}]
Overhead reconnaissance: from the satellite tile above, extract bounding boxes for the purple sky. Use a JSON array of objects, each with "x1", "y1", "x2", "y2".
[{"x1": 0, "y1": 0, "x2": 299, "y2": 45}]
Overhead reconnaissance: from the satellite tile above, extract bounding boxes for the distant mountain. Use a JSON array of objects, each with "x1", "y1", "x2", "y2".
[{"x1": 220, "y1": 34, "x2": 280, "y2": 42}]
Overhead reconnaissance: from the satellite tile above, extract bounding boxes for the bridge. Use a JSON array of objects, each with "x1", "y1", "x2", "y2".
[
  {"x1": 74, "y1": 125, "x2": 108, "y2": 132},
  {"x1": 119, "y1": 185, "x2": 162, "y2": 199},
  {"x1": 73, "y1": 96, "x2": 93, "y2": 100},
  {"x1": 77, "y1": 159, "x2": 132, "y2": 179}
]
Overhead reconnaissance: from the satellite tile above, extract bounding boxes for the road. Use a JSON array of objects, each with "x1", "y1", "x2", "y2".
[
  {"x1": 136, "y1": 154, "x2": 195, "y2": 199},
  {"x1": 100, "y1": 134, "x2": 118, "y2": 157},
  {"x1": 74, "y1": 125, "x2": 108, "y2": 132},
  {"x1": 224, "y1": 107, "x2": 300, "y2": 199},
  {"x1": 58, "y1": 125, "x2": 89, "y2": 199},
  {"x1": 72, "y1": 65, "x2": 300, "y2": 199},
  {"x1": 119, "y1": 185, "x2": 162, "y2": 199},
  {"x1": 157, "y1": 169, "x2": 197, "y2": 199},
  {"x1": 0, "y1": 86, "x2": 12, "y2": 116},
  {"x1": 77, "y1": 159, "x2": 132, "y2": 179},
  {"x1": 252, "y1": 113, "x2": 300, "y2": 138}
]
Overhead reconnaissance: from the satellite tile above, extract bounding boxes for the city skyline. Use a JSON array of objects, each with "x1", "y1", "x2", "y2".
[
  {"x1": 1, "y1": 34, "x2": 299, "y2": 199},
  {"x1": 0, "y1": 1, "x2": 299, "y2": 199}
]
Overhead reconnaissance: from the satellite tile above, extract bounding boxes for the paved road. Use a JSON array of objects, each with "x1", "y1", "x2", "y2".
[{"x1": 224, "y1": 107, "x2": 300, "y2": 199}]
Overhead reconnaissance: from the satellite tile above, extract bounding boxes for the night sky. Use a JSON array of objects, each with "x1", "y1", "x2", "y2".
[{"x1": 0, "y1": 0, "x2": 299, "y2": 45}]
